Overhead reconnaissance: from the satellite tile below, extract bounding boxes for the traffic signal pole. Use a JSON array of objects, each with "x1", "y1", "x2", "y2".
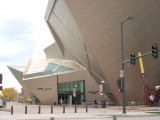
[
  {"x1": 123, "y1": 48, "x2": 160, "y2": 64},
  {"x1": 120, "y1": 16, "x2": 159, "y2": 114},
  {"x1": 121, "y1": 22, "x2": 126, "y2": 114},
  {"x1": 123, "y1": 52, "x2": 152, "y2": 64},
  {"x1": 120, "y1": 16, "x2": 133, "y2": 114},
  {"x1": 120, "y1": 48, "x2": 159, "y2": 113}
]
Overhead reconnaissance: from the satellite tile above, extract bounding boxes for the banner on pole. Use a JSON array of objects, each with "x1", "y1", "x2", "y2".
[
  {"x1": 120, "y1": 70, "x2": 124, "y2": 78},
  {"x1": 99, "y1": 85, "x2": 103, "y2": 95},
  {"x1": 73, "y1": 88, "x2": 76, "y2": 97}
]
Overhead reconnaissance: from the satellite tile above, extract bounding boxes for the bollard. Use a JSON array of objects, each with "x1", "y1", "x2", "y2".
[
  {"x1": 25, "y1": 106, "x2": 27, "y2": 114},
  {"x1": 113, "y1": 115, "x2": 117, "y2": 120},
  {"x1": 11, "y1": 106, "x2": 13, "y2": 115},
  {"x1": 38, "y1": 106, "x2": 41, "y2": 114},
  {"x1": 50, "y1": 117, "x2": 55, "y2": 120},
  {"x1": 74, "y1": 105, "x2": 77, "y2": 113},
  {"x1": 51, "y1": 106, "x2": 53, "y2": 114},
  {"x1": 86, "y1": 105, "x2": 88, "y2": 113},
  {"x1": 63, "y1": 105, "x2": 65, "y2": 113}
]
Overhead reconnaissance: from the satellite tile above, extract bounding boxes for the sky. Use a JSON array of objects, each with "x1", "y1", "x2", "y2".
[{"x1": 0, "y1": 0, "x2": 54, "y2": 92}]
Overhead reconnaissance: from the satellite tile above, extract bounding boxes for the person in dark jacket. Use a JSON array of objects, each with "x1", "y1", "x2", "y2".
[{"x1": 94, "y1": 99, "x2": 97, "y2": 108}]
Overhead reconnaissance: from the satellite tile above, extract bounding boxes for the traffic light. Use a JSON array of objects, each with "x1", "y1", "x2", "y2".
[
  {"x1": 152, "y1": 43, "x2": 158, "y2": 59},
  {"x1": 0, "y1": 73, "x2": 2, "y2": 84},
  {"x1": 117, "y1": 78, "x2": 121, "y2": 89},
  {"x1": 0, "y1": 73, "x2": 2, "y2": 91},
  {"x1": 130, "y1": 52, "x2": 136, "y2": 65},
  {"x1": 118, "y1": 88, "x2": 123, "y2": 92}
]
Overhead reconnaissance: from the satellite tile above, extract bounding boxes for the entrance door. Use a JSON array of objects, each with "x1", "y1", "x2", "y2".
[
  {"x1": 72, "y1": 93, "x2": 80, "y2": 105},
  {"x1": 58, "y1": 94, "x2": 68, "y2": 104}
]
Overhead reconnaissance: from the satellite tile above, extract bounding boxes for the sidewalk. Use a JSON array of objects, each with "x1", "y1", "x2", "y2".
[{"x1": 0, "y1": 102, "x2": 159, "y2": 120}]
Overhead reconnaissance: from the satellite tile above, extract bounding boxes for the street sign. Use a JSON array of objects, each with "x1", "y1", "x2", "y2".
[
  {"x1": 99, "y1": 85, "x2": 103, "y2": 95},
  {"x1": 120, "y1": 70, "x2": 124, "y2": 78}
]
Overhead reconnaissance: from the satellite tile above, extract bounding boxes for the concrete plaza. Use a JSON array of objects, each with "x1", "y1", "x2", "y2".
[{"x1": 0, "y1": 102, "x2": 160, "y2": 120}]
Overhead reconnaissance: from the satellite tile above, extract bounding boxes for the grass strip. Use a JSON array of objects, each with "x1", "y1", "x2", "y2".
[{"x1": 146, "y1": 112, "x2": 160, "y2": 114}]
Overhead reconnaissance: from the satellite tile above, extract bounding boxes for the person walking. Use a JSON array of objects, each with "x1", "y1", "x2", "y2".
[
  {"x1": 60, "y1": 98, "x2": 63, "y2": 106},
  {"x1": 94, "y1": 99, "x2": 97, "y2": 108},
  {"x1": 82, "y1": 98, "x2": 85, "y2": 105}
]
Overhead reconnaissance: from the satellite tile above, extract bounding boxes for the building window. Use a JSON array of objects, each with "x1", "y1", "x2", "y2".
[
  {"x1": 58, "y1": 80, "x2": 85, "y2": 104},
  {"x1": 66, "y1": 82, "x2": 70, "y2": 92},
  {"x1": 62, "y1": 83, "x2": 65, "y2": 92},
  {"x1": 54, "y1": 65, "x2": 75, "y2": 74},
  {"x1": 79, "y1": 80, "x2": 84, "y2": 93},
  {"x1": 74, "y1": 81, "x2": 79, "y2": 91},
  {"x1": 69, "y1": 82, "x2": 74, "y2": 91},
  {"x1": 44, "y1": 62, "x2": 58, "y2": 72}
]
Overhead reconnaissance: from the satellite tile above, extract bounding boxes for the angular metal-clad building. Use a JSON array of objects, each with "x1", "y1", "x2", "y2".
[
  {"x1": 8, "y1": 40, "x2": 107, "y2": 104},
  {"x1": 45, "y1": 0, "x2": 160, "y2": 105}
]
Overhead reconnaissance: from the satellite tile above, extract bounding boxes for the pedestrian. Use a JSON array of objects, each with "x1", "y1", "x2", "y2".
[
  {"x1": 82, "y1": 98, "x2": 85, "y2": 105},
  {"x1": 94, "y1": 99, "x2": 97, "y2": 108},
  {"x1": 60, "y1": 98, "x2": 63, "y2": 106}
]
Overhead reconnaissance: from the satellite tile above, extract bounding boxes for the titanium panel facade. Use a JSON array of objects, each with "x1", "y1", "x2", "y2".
[{"x1": 45, "y1": 0, "x2": 160, "y2": 105}]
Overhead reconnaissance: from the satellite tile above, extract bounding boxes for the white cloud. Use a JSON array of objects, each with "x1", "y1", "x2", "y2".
[
  {"x1": 29, "y1": 22, "x2": 53, "y2": 42},
  {"x1": 0, "y1": 35, "x2": 30, "y2": 58},
  {"x1": 0, "y1": 37, "x2": 19, "y2": 57}
]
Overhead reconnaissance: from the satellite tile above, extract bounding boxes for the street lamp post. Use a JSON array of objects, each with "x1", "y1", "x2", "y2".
[{"x1": 121, "y1": 16, "x2": 133, "y2": 114}]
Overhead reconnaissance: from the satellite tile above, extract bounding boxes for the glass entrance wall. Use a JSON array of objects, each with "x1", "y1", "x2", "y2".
[{"x1": 58, "y1": 80, "x2": 85, "y2": 104}]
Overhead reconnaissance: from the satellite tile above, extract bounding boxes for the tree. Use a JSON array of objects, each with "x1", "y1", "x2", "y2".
[{"x1": 2, "y1": 87, "x2": 18, "y2": 100}]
